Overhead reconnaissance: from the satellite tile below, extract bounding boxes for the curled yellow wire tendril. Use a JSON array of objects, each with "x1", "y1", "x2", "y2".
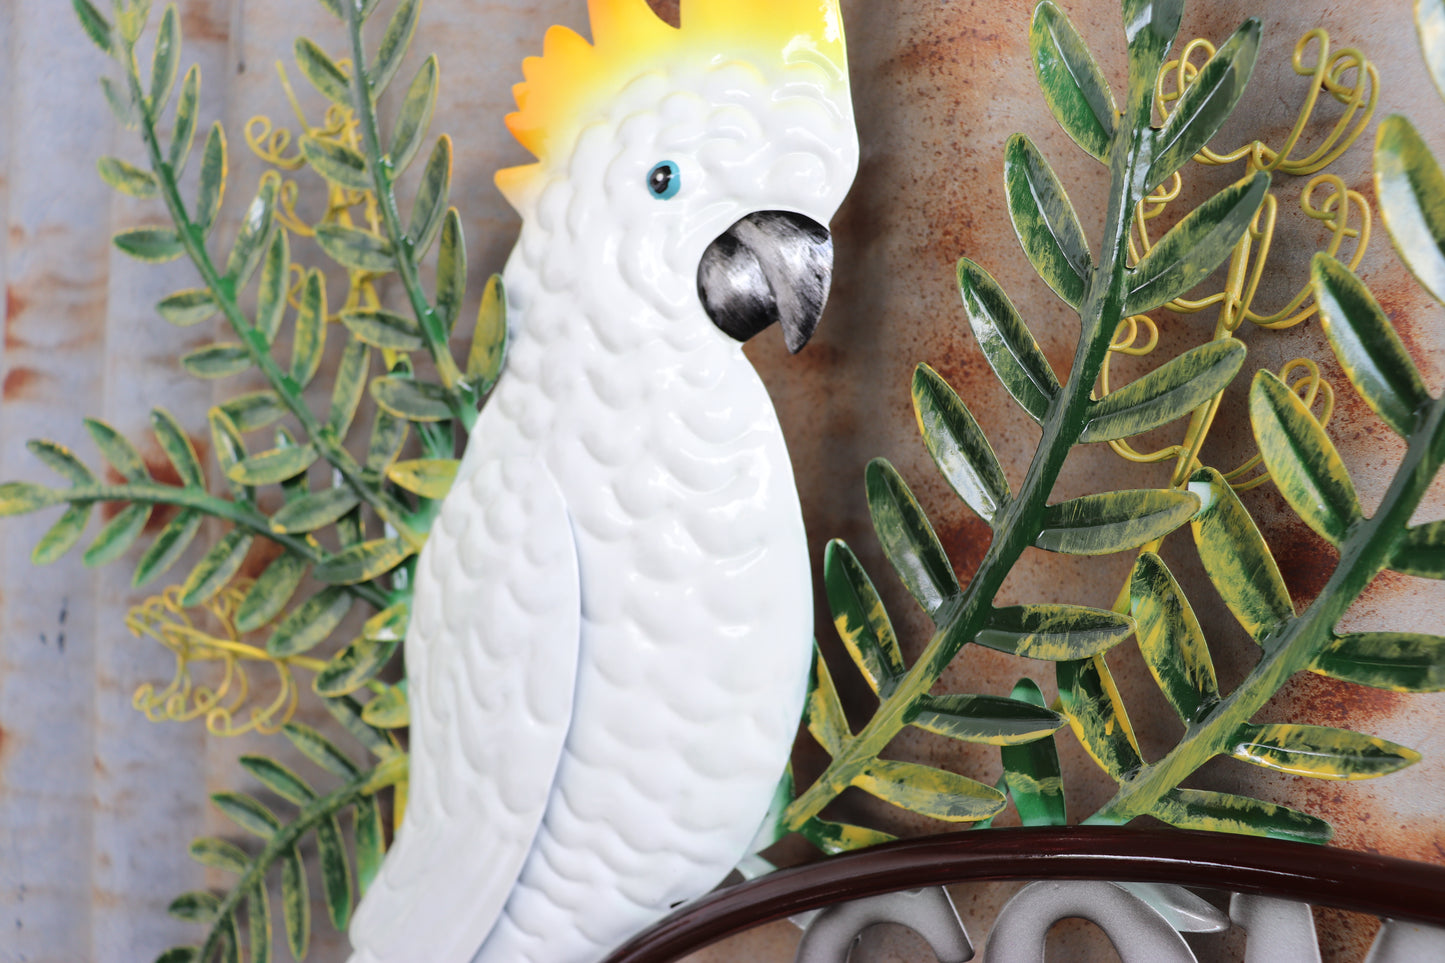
[
  {"x1": 128, "y1": 583, "x2": 329, "y2": 737},
  {"x1": 1225, "y1": 359, "x2": 1337, "y2": 491}
]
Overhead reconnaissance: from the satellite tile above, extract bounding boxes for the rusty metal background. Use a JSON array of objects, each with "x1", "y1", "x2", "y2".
[{"x1": 3, "y1": 1, "x2": 1444, "y2": 961}]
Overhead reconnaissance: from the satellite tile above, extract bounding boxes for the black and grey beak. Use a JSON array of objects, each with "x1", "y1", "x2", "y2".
[{"x1": 696, "y1": 211, "x2": 833, "y2": 353}]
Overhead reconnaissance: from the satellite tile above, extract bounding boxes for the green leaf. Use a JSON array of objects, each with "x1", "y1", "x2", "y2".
[
  {"x1": 268, "y1": 587, "x2": 353, "y2": 657},
  {"x1": 209, "y1": 409, "x2": 250, "y2": 501},
  {"x1": 167, "y1": 890, "x2": 221, "y2": 923},
  {"x1": 315, "y1": 0, "x2": 343, "y2": 18},
  {"x1": 281, "y1": 845, "x2": 310, "y2": 960},
  {"x1": 228, "y1": 444, "x2": 318, "y2": 486},
  {"x1": 340, "y1": 308, "x2": 424, "y2": 352},
  {"x1": 316, "y1": 813, "x2": 354, "y2": 930},
  {"x1": 362, "y1": 683, "x2": 408, "y2": 728},
  {"x1": 1004, "y1": 133, "x2": 1091, "y2": 308},
  {"x1": 909, "y1": 692, "x2": 1063, "y2": 745},
  {"x1": 435, "y1": 209, "x2": 466, "y2": 336},
  {"x1": 1037, "y1": 489, "x2": 1199, "y2": 555},
  {"x1": 866, "y1": 458, "x2": 959, "y2": 619},
  {"x1": 328, "y1": 339, "x2": 372, "y2": 436},
  {"x1": 978, "y1": 604, "x2": 1134, "y2": 660},
  {"x1": 327, "y1": 694, "x2": 396, "y2": 760},
  {"x1": 371, "y1": 376, "x2": 452, "y2": 422},
  {"x1": 854, "y1": 758, "x2": 1005, "y2": 822},
  {"x1": 157, "y1": 288, "x2": 218, "y2": 326},
  {"x1": 179, "y1": 529, "x2": 253, "y2": 606},
  {"x1": 1152, "y1": 788, "x2": 1330, "y2": 844},
  {"x1": 1121, "y1": 0, "x2": 1183, "y2": 65},
  {"x1": 301, "y1": 134, "x2": 370, "y2": 192},
  {"x1": 1231, "y1": 723, "x2": 1420, "y2": 779},
  {"x1": 1393, "y1": 520, "x2": 1445, "y2": 578},
  {"x1": 1312, "y1": 254, "x2": 1429, "y2": 437},
  {"x1": 466, "y1": 274, "x2": 507, "y2": 389},
  {"x1": 912, "y1": 364, "x2": 1010, "y2": 524},
  {"x1": 313, "y1": 537, "x2": 412, "y2": 585},
  {"x1": 1057, "y1": 655, "x2": 1144, "y2": 778},
  {"x1": 1000, "y1": 677, "x2": 1067, "y2": 826},
  {"x1": 169, "y1": 65, "x2": 200, "y2": 173},
  {"x1": 115, "y1": 0, "x2": 149, "y2": 46},
  {"x1": 1375, "y1": 115, "x2": 1445, "y2": 305},
  {"x1": 225, "y1": 172, "x2": 280, "y2": 286},
  {"x1": 291, "y1": 269, "x2": 328, "y2": 388},
  {"x1": 101, "y1": 76, "x2": 139, "y2": 129},
  {"x1": 255, "y1": 230, "x2": 290, "y2": 343},
  {"x1": 150, "y1": 4, "x2": 180, "y2": 111},
  {"x1": 239, "y1": 755, "x2": 316, "y2": 805},
  {"x1": 156, "y1": 946, "x2": 201, "y2": 962},
  {"x1": 369, "y1": 0, "x2": 420, "y2": 94},
  {"x1": 84, "y1": 503, "x2": 150, "y2": 566},
  {"x1": 386, "y1": 458, "x2": 457, "y2": 500},
  {"x1": 247, "y1": 882, "x2": 272, "y2": 963},
  {"x1": 1031, "y1": 2, "x2": 1116, "y2": 162},
  {"x1": 1187, "y1": 467, "x2": 1293, "y2": 643},
  {"x1": 282, "y1": 721, "x2": 360, "y2": 778},
  {"x1": 409, "y1": 136, "x2": 451, "y2": 256},
  {"x1": 294, "y1": 37, "x2": 350, "y2": 107},
  {"x1": 1125, "y1": 171, "x2": 1270, "y2": 314},
  {"x1": 32, "y1": 505, "x2": 92, "y2": 565},
  {"x1": 1422, "y1": 0, "x2": 1445, "y2": 100},
  {"x1": 195, "y1": 123, "x2": 226, "y2": 238},
  {"x1": 366, "y1": 407, "x2": 409, "y2": 472},
  {"x1": 354, "y1": 796, "x2": 386, "y2": 895},
  {"x1": 0, "y1": 482, "x2": 60, "y2": 517},
  {"x1": 1130, "y1": 552, "x2": 1218, "y2": 722},
  {"x1": 1315, "y1": 632, "x2": 1445, "y2": 692},
  {"x1": 236, "y1": 553, "x2": 308, "y2": 632},
  {"x1": 85, "y1": 417, "x2": 146, "y2": 479},
  {"x1": 316, "y1": 224, "x2": 395, "y2": 273},
  {"x1": 956, "y1": 259, "x2": 1059, "y2": 422},
  {"x1": 180, "y1": 342, "x2": 251, "y2": 379},
  {"x1": 73, "y1": 0, "x2": 114, "y2": 54},
  {"x1": 797, "y1": 816, "x2": 896, "y2": 856},
  {"x1": 211, "y1": 791, "x2": 280, "y2": 838},
  {"x1": 389, "y1": 55, "x2": 437, "y2": 173},
  {"x1": 97, "y1": 156, "x2": 158, "y2": 199},
  {"x1": 1250, "y1": 370, "x2": 1361, "y2": 545},
  {"x1": 114, "y1": 226, "x2": 183, "y2": 262},
  {"x1": 219, "y1": 390, "x2": 285, "y2": 433},
  {"x1": 1148, "y1": 19, "x2": 1262, "y2": 186},
  {"x1": 1082, "y1": 339, "x2": 1246, "y2": 442},
  {"x1": 133, "y1": 509, "x2": 201, "y2": 587},
  {"x1": 804, "y1": 647, "x2": 850, "y2": 756},
  {"x1": 823, "y1": 540, "x2": 905, "y2": 696},
  {"x1": 315, "y1": 614, "x2": 406, "y2": 697},
  {"x1": 270, "y1": 487, "x2": 360, "y2": 535},
  {"x1": 188, "y1": 837, "x2": 249, "y2": 874},
  {"x1": 28, "y1": 439, "x2": 95, "y2": 485}
]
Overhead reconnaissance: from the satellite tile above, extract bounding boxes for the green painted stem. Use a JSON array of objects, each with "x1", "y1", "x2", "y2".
[
  {"x1": 341, "y1": 6, "x2": 476, "y2": 432},
  {"x1": 782, "y1": 59, "x2": 1162, "y2": 832},
  {"x1": 119, "y1": 38, "x2": 426, "y2": 553},
  {"x1": 1087, "y1": 391, "x2": 1445, "y2": 824}
]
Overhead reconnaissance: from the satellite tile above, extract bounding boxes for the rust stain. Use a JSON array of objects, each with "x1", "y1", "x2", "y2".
[
  {"x1": 1270, "y1": 670, "x2": 1407, "y2": 731},
  {"x1": 5, "y1": 284, "x2": 28, "y2": 325},
  {"x1": 2, "y1": 366, "x2": 52, "y2": 401},
  {"x1": 98, "y1": 433, "x2": 210, "y2": 532},
  {"x1": 934, "y1": 508, "x2": 993, "y2": 585},
  {"x1": 238, "y1": 534, "x2": 285, "y2": 581},
  {"x1": 179, "y1": 3, "x2": 228, "y2": 44},
  {"x1": 1266, "y1": 515, "x2": 1338, "y2": 611}
]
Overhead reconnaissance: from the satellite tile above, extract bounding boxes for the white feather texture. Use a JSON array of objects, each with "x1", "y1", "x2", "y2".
[{"x1": 348, "y1": 7, "x2": 858, "y2": 962}]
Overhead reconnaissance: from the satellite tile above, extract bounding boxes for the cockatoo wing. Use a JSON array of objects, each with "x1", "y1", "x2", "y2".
[{"x1": 348, "y1": 457, "x2": 580, "y2": 963}]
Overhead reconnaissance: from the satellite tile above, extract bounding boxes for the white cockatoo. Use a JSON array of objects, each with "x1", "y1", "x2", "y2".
[{"x1": 348, "y1": 0, "x2": 858, "y2": 960}]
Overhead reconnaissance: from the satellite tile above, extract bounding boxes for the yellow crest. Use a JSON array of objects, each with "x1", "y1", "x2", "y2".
[{"x1": 495, "y1": 0, "x2": 848, "y2": 209}]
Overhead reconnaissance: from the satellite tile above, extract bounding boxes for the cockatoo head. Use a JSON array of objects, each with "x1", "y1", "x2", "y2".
[{"x1": 496, "y1": 0, "x2": 858, "y2": 352}]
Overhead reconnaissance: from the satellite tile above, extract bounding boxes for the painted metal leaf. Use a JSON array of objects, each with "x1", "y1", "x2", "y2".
[
  {"x1": 1031, "y1": 2, "x2": 1116, "y2": 162},
  {"x1": 1082, "y1": 339, "x2": 1245, "y2": 443},
  {"x1": 371, "y1": 376, "x2": 453, "y2": 422},
  {"x1": 315, "y1": 605, "x2": 407, "y2": 696},
  {"x1": 1187, "y1": 467, "x2": 1293, "y2": 643},
  {"x1": 97, "y1": 156, "x2": 158, "y2": 199},
  {"x1": 167, "y1": 891, "x2": 221, "y2": 923},
  {"x1": 133, "y1": 510, "x2": 202, "y2": 587},
  {"x1": 1250, "y1": 370, "x2": 1361, "y2": 545},
  {"x1": 154, "y1": 947, "x2": 199, "y2": 963},
  {"x1": 824, "y1": 539, "x2": 905, "y2": 696},
  {"x1": 340, "y1": 308, "x2": 425, "y2": 352},
  {"x1": 1232, "y1": 723, "x2": 1420, "y2": 779},
  {"x1": 169, "y1": 65, "x2": 200, "y2": 174},
  {"x1": 316, "y1": 813, "x2": 355, "y2": 930},
  {"x1": 291, "y1": 268, "x2": 327, "y2": 387},
  {"x1": 195, "y1": 123, "x2": 226, "y2": 238},
  {"x1": 219, "y1": 916, "x2": 240, "y2": 963},
  {"x1": 366, "y1": 407, "x2": 409, "y2": 472},
  {"x1": 805, "y1": 647, "x2": 850, "y2": 756},
  {"x1": 1000, "y1": 677, "x2": 1067, "y2": 826},
  {"x1": 1151, "y1": 788, "x2": 1331, "y2": 844},
  {"x1": 908, "y1": 692, "x2": 1064, "y2": 745},
  {"x1": 328, "y1": 339, "x2": 371, "y2": 435},
  {"x1": 328, "y1": 694, "x2": 397, "y2": 760},
  {"x1": 1315, "y1": 632, "x2": 1445, "y2": 692},
  {"x1": 1057, "y1": 655, "x2": 1144, "y2": 778},
  {"x1": 956, "y1": 258, "x2": 1060, "y2": 422},
  {"x1": 301, "y1": 134, "x2": 370, "y2": 192},
  {"x1": 188, "y1": 837, "x2": 249, "y2": 874},
  {"x1": 913, "y1": 363, "x2": 1011, "y2": 525},
  {"x1": 1004, "y1": 133, "x2": 1091, "y2": 308},
  {"x1": 209, "y1": 409, "x2": 250, "y2": 501},
  {"x1": 866, "y1": 458, "x2": 960, "y2": 619},
  {"x1": 32, "y1": 505, "x2": 91, "y2": 565},
  {"x1": 315, "y1": 223, "x2": 395, "y2": 273},
  {"x1": 854, "y1": 758, "x2": 1005, "y2": 822},
  {"x1": 282, "y1": 722, "x2": 360, "y2": 778},
  {"x1": 0, "y1": 482, "x2": 57, "y2": 517},
  {"x1": 977, "y1": 604, "x2": 1134, "y2": 660},
  {"x1": 211, "y1": 791, "x2": 281, "y2": 838},
  {"x1": 361, "y1": 684, "x2": 408, "y2": 729},
  {"x1": 28, "y1": 439, "x2": 93, "y2": 485},
  {"x1": 354, "y1": 797, "x2": 386, "y2": 897},
  {"x1": 114, "y1": 226, "x2": 183, "y2": 262},
  {"x1": 269, "y1": 487, "x2": 361, "y2": 534},
  {"x1": 1121, "y1": 0, "x2": 1183, "y2": 63},
  {"x1": 389, "y1": 56, "x2": 438, "y2": 174},
  {"x1": 369, "y1": 0, "x2": 420, "y2": 94},
  {"x1": 236, "y1": 552, "x2": 308, "y2": 632},
  {"x1": 268, "y1": 588, "x2": 354, "y2": 657},
  {"x1": 225, "y1": 172, "x2": 280, "y2": 288},
  {"x1": 315, "y1": 537, "x2": 412, "y2": 585},
  {"x1": 1147, "y1": 19, "x2": 1262, "y2": 186},
  {"x1": 1375, "y1": 115, "x2": 1445, "y2": 305},
  {"x1": 180, "y1": 342, "x2": 250, "y2": 379},
  {"x1": 1313, "y1": 256, "x2": 1428, "y2": 437},
  {"x1": 252, "y1": 230, "x2": 290, "y2": 345},
  {"x1": 247, "y1": 881, "x2": 272, "y2": 963},
  {"x1": 281, "y1": 843, "x2": 311, "y2": 959},
  {"x1": 466, "y1": 273, "x2": 508, "y2": 390},
  {"x1": 179, "y1": 530, "x2": 252, "y2": 606},
  {"x1": 157, "y1": 288, "x2": 218, "y2": 327},
  {"x1": 408, "y1": 137, "x2": 451, "y2": 256},
  {"x1": 1394, "y1": 520, "x2": 1445, "y2": 578},
  {"x1": 1422, "y1": 0, "x2": 1445, "y2": 100},
  {"x1": 219, "y1": 391, "x2": 285, "y2": 433},
  {"x1": 150, "y1": 4, "x2": 180, "y2": 111},
  {"x1": 239, "y1": 755, "x2": 316, "y2": 805},
  {"x1": 1126, "y1": 172, "x2": 1269, "y2": 314},
  {"x1": 386, "y1": 458, "x2": 458, "y2": 500},
  {"x1": 227, "y1": 444, "x2": 318, "y2": 486},
  {"x1": 294, "y1": 37, "x2": 350, "y2": 107},
  {"x1": 83, "y1": 503, "x2": 150, "y2": 566},
  {"x1": 1130, "y1": 552, "x2": 1218, "y2": 722},
  {"x1": 799, "y1": 817, "x2": 896, "y2": 856},
  {"x1": 73, "y1": 0, "x2": 113, "y2": 54},
  {"x1": 436, "y1": 209, "x2": 467, "y2": 335},
  {"x1": 1037, "y1": 489, "x2": 1199, "y2": 555}
]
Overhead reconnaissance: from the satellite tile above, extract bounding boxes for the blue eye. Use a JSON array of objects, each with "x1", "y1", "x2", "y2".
[{"x1": 647, "y1": 161, "x2": 680, "y2": 200}]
